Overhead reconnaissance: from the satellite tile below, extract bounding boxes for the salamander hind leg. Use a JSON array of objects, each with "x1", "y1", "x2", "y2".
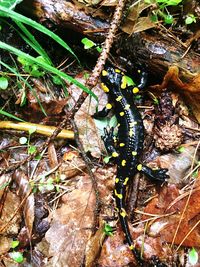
[{"x1": 138, "y1": 164, "x2": 169, "y2": 182}]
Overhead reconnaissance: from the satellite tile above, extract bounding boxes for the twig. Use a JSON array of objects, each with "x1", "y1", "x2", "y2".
[
  {"x1": 71, "y1": 119, "x2": 101, "y2": 232},
  {"x1": 69, "y1": 0, "x2": 128, "y2": 118}
]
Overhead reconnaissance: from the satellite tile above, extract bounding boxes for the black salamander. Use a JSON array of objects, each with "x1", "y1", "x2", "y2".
[{"x1": 98, "y1": 67, "x2": 169, "y2": 263}]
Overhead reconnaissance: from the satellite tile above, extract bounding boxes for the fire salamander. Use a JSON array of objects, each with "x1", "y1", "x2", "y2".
[{"x1": 98, "y1": 67, "x2": 169, "y2": 264}]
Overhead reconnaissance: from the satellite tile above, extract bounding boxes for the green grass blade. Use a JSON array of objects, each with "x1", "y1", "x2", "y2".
[
  {"x1": 0, "y1": 60, "x2": 47, "y2": 116},
  {"x1": 0, "y1": 109, "x2": 24, "y2": 122},
  {"x1": 14, "y1": 20, "x2": 52, "y2": 65},
  {"x1": 0, "y1": 41, "x2": 97, "y2": 100},
  {"x1": 0, "y1": 6, "x2": 79, "y2": 62}
]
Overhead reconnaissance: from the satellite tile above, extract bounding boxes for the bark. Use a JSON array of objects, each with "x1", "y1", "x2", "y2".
[{"x1": 20, "y1": 0, "x2": 200, "y2": 80}]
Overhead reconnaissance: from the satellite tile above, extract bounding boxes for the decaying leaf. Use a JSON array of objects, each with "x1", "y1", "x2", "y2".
[
  {"x1": 144, "y1": 177, "x2": 200, "y2": 247},
  {"x1": 13, "y1": 170, "x2": 35, "y2": 238},
  {"x1": 151, "y1": 66, "x2": 200, "y2": 122},
  {"x1": 0, "y1": 185, "x2": 21, "y2": 235},
  {"x1": 45, "y1": 174, "x2": 95, "y2": 267},
  {"x1": 68, "y1": 72, "x2": 108, "y2": 158},
  {"x1": 122, "y1": 2, "x2": 156, "y2": 34}
]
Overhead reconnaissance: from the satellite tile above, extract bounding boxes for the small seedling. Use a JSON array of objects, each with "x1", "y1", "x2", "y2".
[
  {"x1": 188, "y1": 247, "x2": 198, "y2": 265},
  {"x1": 185, "y1": 14, "x2": 196, "y2": 25},
  {"x1": 103, "y1": 223, "x2": 114, "y2": 236},
  {"x1": 0, "y1": 76, "x2": 8, "y2": 90},
  {"x1": 177, "y1": 146, "x2": 185, "y2": 153},
  {"x1": 9, "y1": 251, "x2": 24, "y2": 263},
  {"x1": 9, "y1": 239, "x2": 24, "y2": 264},
  {"x1": 81, "y1": 37, "x2": 102, "y2": 53}
]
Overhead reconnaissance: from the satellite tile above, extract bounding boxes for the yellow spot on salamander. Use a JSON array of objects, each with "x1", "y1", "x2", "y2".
[
  {"x1": 115, "y1": 69, "x2": 121, "y2": 73},
  {"x1": 116, "y1": 95, "x2": 123, "y2": 102},
  {"x1": 129, "y1": 121, "x2": 137, "y2": 127},
  {"x1": 113, "y1": 136, "x2": 117, "y2": 143},
  {"x1": 137, "y1": 69, "x2": 141, "y2": 73},
  {"x1": 132, "y1": 87, "x2": 139, "y2": 94},
  {"x1": 123, "y1": 177, "x2": 129, "y2": 185},
  {"x1": 106, "y1": 103, "x2": 112, "y2": 109},
  {"x1": 115, "y1": 177, "x2": 119, "y2": 183},
  {"x1": 129, "y1": 129, "x2": 133, "y2": 137},
  {"x1": 121, "y1": 76, "x2": 127, "y2": 89},
  {"x1": 102, "y1": 70, "x2": 108, "y2": 76},
  {"x1": 129, "y1": 244, "x2": 134, "y2": 250},
  {"x1": 120, "y1": 111, "x2": 125, "y2": 117},
  {"x1": 121, "y1": 159, "x2": 126, "y2": 166},
  {"x1": 132, "y1": 151, "x2": 137, "y2": 156},
  {"x1": 120, "y1": 208, "x2": 127, "y2": 218},
  {"x1": 137, "y1": 164, "x2": 143, "y2": 171},
  {"x1": 119, "y1": 143, "x2": 125, "y2": 147},
  {"x1": 112, "y1": 152, "x2": 119, "y2": 158},
  {"x1": 101, "y1": 83, "x2": 109, "y2": 93},
  {"x1": 115, "y1": 189, "x2": 123, "y2": 199},
  {"x1": 125, "y1": 104, "x2": 130, "y2": 110}
]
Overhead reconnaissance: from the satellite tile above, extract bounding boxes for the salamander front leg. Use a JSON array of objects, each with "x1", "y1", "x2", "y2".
[
  {"x1": 137, "y1": 164, "x2": 169, "y2": 182},
  {"x1": 102, "y1": 127, "x2": 119, "y2": 157}
]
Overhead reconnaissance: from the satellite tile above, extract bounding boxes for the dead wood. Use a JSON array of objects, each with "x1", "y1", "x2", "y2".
[{"x1": 20, "y1": 0, "x2": 200, "y2": 81}]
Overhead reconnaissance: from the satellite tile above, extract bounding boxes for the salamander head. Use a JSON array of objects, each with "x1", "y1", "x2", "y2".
[{"x1": 101, "y1": 67, "x2": 123, "y2": 88}]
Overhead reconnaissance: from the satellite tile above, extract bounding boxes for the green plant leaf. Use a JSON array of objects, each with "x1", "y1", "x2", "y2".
[
  {"x1": 103, "y1": 155, "x2": 111, "y2": 163},
  {"x1": 0, "y1": 6, "x2": 78, "y2": 62},
  {"x1": 28, "y1": 145, "x2": 37, "y2": 154},
  {"x1": 0, "y1": 0, "x2": 23, "y2": 9},
  {"x1": 0, "y1": 42, "x2": 97, "y2": 100},
  {"x1": 164, "y1": 14, "x2": 174, "y2": 24},
  {"x1": 11, "y1": 240, "x2": 20, "y2": 249},
  {"x1": 188, "y1": 247, "x2": 198, "y2": 265},
  {"x1": 156, "y1": 0, "x2": 182, "y2": 5},
  {"x1": 124, "y1": 75, "x2": 135, "y2": 86},
  {"x1": 185, "y1": 14, "x2": 196, "y2": 25},
  {"x1": 0, "y1": 59, "x2": 47, "y2": 116},
  {"x1": 0, "y1": 109, "x2": 24, "y2": 121},
  {"x1": 177, "y1": 146, "x2": 185, "y2": 153},
  {"x1": 103, "y1": 223, "x2": 113, "y2": 236},
  {"x1": 9, "y1": 251, "x2": 24, "y2": 263},
  {"x1": 28, "y1": 126, "x2": 37, "y2": 135},
  {"x1": 0, "y1": 76, "x2": 8, "y2": 89},
  {"x1": 81, "y1": 37, "x2": 96, "y2": 49}
]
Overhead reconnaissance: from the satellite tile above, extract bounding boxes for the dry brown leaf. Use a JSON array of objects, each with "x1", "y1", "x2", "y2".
[
  {"x1": 144, "y1": 179, "x2": 200, "y2": 247},
  {"x1": 85, "y1": 221, "x2": 105, "y2": 267},
  {"x1": 59, "y1": 150, "x2": 86, "y2": 179},
  {"x1": 122, "y1": 17, "x2": 156, "y2": 34},
  {"x1": 13, "y1": 170, "x2": 35, "y2": 238},
  {"x1": 0, "y1": 189, "x2": 21, "y2": 235},
  {"x1": 151, "y1": 66, "x2": 200, "y2": 122},
  {"x1": 45, "y1": 174, "x2": 95, "y2": 267},
  {"x1": 68, "y1": 72, "x2": 108, "y2": 158}
]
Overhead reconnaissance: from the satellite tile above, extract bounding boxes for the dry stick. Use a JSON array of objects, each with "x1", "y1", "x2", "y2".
[
  {"x1": 0, "y1": 117, "x2": 69, "y2": 176},
  {"x1": 71, "y1": 119, "x2": 100, "y2": 234},
  {"x1": 70, "y1": 0, "x2": 128, "y2": 117}
]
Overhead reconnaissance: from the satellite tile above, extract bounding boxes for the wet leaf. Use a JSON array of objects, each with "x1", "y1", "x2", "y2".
[
  {"x1": 13, "y1": 170, "x2": 35, "y2": 238},
  {"x1": 9, "y1": 251, "x2": 24, "y2": 263},
  {"x1": 188, "y1": 247, "x2": 198, "y2": 265},
  {"x1": 45, "y1": 174, "x2": 95, "y2": 267},
  {"x1": 0, "y1": 76, "x2": 8, "y2": 90}
]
